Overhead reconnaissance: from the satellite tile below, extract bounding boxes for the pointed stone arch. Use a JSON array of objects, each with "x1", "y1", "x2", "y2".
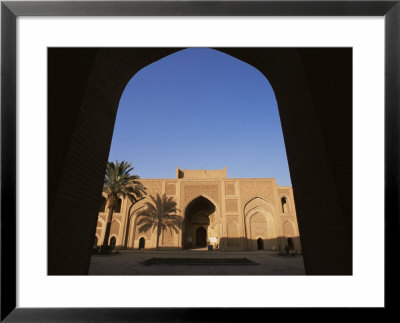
[
  {"x1": 130, "y1": 201, "x2": 153, "y2": 249},
  {"x1": 184, "y1": 193, "x2": 219, "y2": 212},
  {"x1": 283, "y1": 219, "x2": 301, "y2": 251},
  {"x1": 283, "y1": 219, "x2": 296, "y2": 237},
  {"x1": 243, "y1": 197, "x2": 278, "y2": 251},
  {"x1": 182, "y1": 195, "x2": 218, "y2": 249},
  {"x1": 120, "y1": 196, "x2": 153, "y2": 249},
  {"x1": 243, "y1": 196, "x2": 275, "y2": 214}
]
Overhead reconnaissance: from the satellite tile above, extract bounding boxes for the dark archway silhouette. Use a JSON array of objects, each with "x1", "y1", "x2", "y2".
[
  {"x1": 196, "y1": 227, "x2": 207, "y2": 248},
  {"x1": 287, "y1": 238, "x2": 295, "y2": 251},
  {"x1": 49, "y1": 48, "x2": 352, "y2": 275},
  {"x1": 139, "y1": 237, "x2": 145, "y2": 249},
  {"x1": 109, "y1": 236, "x2": 116, "y2": 250},
  {"x1": 257, "y1": 238, "x2": 264, "y2": 250}
]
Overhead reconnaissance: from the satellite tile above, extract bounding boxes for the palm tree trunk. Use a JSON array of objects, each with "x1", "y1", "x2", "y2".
[
  {"x1": 156, "y1": 219, "x2": 161, "y2": 251},
  {"x1": 124, "y1": 203, "x2": 135, "y2": 250},
  {"x1": 102, "y1": 207, "x2": 114, "y2": 248},
  {"x1": 123, "y1": 216, "x2": 130, "y2": 250}
]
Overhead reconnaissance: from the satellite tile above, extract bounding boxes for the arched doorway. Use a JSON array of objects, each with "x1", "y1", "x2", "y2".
[
  {"x1": 244, "y1": 198, "x2": 278, "y2": 251},
  {"x1": 49, "y1": 47, "x2": 353, "y2": 275},
  {"x1": 257, "y1": 238, "x2": 263, "y2": 250},
  {"x1": 196, "y1": 227, "x2": 207, "y2": 248},
  {"x1": 183, "y1": 196, "x2": 216, "y2": 249},
  {"x1": 139, "y1": 237, "x2": 145, "y2": 249},
  {"x1": 287, "y1": 238, "x2": 294, "y2": 251}
]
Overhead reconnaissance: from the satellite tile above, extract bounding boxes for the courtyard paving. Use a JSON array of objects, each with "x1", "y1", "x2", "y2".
[{"x1": 88, "y1": 249, "x2": 305, "y2": 275}]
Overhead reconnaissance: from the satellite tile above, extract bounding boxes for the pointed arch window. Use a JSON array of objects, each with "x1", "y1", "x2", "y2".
[{"x1": 281, "y1": 197, "x2": 288, "y2": 213}]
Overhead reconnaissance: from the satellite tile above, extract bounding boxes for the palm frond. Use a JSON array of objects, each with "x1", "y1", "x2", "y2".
[
  {"x1": 137, "y1": 222, "x2": 154, "y2": 233},
  {"x1": 102, "y1": 160, "x2": 146, "y2": 208},
  {"x1": 135, "y1": 193, "x2": 181, "y2": 250}
]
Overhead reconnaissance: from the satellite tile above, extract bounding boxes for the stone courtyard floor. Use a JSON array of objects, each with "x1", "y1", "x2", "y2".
[{"x1": 88, "y1": 250, "x2": 306, "y2": 275}]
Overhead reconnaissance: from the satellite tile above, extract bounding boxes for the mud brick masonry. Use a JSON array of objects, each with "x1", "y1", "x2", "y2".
[{"x1": 96, "y1": 167, "x2": 301, "y2": 252}]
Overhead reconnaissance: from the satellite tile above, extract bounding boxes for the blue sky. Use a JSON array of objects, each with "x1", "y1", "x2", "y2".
[{"x1": 108, "y1": 48, "x2": 292, "y2": 186}]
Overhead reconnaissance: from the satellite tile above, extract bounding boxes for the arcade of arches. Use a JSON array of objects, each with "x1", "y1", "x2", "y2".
[{"x1": 96, "y1": 167, "x2": 301, "y2": 252}]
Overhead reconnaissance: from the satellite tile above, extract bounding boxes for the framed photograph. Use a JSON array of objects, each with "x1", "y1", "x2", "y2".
[{"x1": 2, "y1": 0, "x2": 397, "y2": 321}]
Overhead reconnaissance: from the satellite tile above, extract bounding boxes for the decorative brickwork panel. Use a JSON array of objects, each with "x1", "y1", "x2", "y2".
[
  {"x1": 183, "y1": 184, "x2": 219, "y2": 204},
  {"x1": 226, "y1": 183, "x2": 235, "y2": 195},
  {"x1": 166, "y1": 183, "x2": 176, "y2": 195},
  {"x1": 162, "y1": 230, "x2": 174, "y2": 246},
  {"x1": 240, "y1": 181, "x2": 274, "y2": 205},
  {"x1": 226, "y1": 199, "x2": 238, "y2": 212},
  {"x1": 142, "y1": 181, "x2": 163, "y2": 198}
]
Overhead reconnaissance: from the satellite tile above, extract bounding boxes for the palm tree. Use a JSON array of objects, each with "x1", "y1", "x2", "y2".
[
  {"x1": 136, "y1": 193, "x2": 182, "y2": 250},
  {"x1": 101, "y1": 160, "x2": 146, "y2": 250}
]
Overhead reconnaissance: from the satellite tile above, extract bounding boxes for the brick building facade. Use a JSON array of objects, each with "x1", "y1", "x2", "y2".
[{"x1": 96, "y1": 167, "x2": 301, "y2": 252}]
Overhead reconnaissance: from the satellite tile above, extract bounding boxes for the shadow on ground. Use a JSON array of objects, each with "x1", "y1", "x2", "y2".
[
  {"x1": 89, "y1": 250, "x2": 305, "y2": 275},
  {"x1": 141, "y1": 257, "x2": 258, "y2": 266}
]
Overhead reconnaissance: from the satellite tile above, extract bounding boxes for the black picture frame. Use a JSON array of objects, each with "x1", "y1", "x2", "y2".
[{"x1": 1, "y1": 0, "x2": 398, "y2": 321}]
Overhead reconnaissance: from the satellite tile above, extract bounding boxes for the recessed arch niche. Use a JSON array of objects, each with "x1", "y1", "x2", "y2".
[
  {"x1": 182, "y1": 195, "x2": 217, "y2": 249},
  {"x1": 244, "y1": 197, "x2": 278, "y2": 251}
]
